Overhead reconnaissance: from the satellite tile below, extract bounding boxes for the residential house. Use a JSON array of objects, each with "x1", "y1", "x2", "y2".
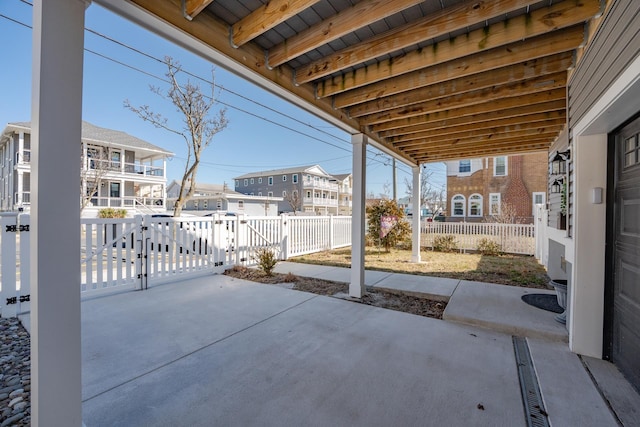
[
  {"x1": 166, "y1": 180, "x2": 281, "y2": 216},
  {"x1": 445, "y1": 153, "x2": 548, "y2": 224},
  {"x1": 332, "y1": 173, "x2": 352, "y2": 215},
  {"x1": 0, "y1": 121, "x2": 173, "y2": 217},
  {"x1": 234, "y1": 165, "x2": 350, "y2": 215}
]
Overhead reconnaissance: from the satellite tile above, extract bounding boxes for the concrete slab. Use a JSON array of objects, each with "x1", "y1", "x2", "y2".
[
  {"x1": 527, "y1": 338, "x2": 618, "y2": 427},
  {"x1": 372, "y1": 273, "x2": 459, "y2": 302},
  {"x1": 83, "y1": 275, "x2": 527, "y2": 426},
  {"x1": 582, "y1": 356, "x2": 640, "y2": 426},
  {"x1": 273, "y1": 261, "x2": 342, "y2": 279},
  {"x1": 274, "y1": 262, "x2": 394, "y2": 287},
  {"x1": 81, "y1": 275, "x2": 316, "y2": 401},
  {"x1": 443, "y1": 280, "x2": 568, "y2": 342}
]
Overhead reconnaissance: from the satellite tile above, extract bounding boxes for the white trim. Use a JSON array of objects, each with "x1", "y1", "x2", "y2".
[
  {"x1": 489, "y1": 193, "x2": 501, "y2": 216},
  {"x1": 532, "y1": 192, "x2": 546, "y2": 215},
  {"x1": 493, "y1": 156, "x2": 508, "y2": 177},
  {"x1": 468, "y1": 193, "x2": 483, "y2": 217}
]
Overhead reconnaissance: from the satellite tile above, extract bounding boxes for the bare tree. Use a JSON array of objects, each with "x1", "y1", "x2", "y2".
[
  {"x1": 284, "y1": 186, "x2": 301, "y2": 215},
  {"x1": 125, "y1": 57, "x2": 228, "y2": 216},
  {"x1": 81, "y1": 145, "x2": 111, "y2": 211},
  {"x1": 404, "y1": 168, "x2": 434, "y2": 210},
  {"x1": 487, "y1": 202, "x2": 520, "y2": 224}
]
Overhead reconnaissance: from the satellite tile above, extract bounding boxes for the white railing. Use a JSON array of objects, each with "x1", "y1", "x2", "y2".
[
  {"x1": 302, "y1": 197, "x2": 338, "y2": 206},
  {"x1": 85, "y1": 196, "x2": 164, "y2": 208},
  {"x1": 0, "y1": 214, "x2": 353, "y2": 316},
  {"x1": 84, "y1": 158, "x2": 164, "y2": 177},
  {"x1": 421, "y1": 221, "x2": 535, "y2": 255},
  {"x1": 302, "y1": 181, "x2": 339, "y2": 191}
]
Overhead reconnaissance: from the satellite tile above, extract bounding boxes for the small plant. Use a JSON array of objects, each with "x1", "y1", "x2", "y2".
[
  {"x1": 254, "y1": 247, "x2": 278, "y2": 276},
  {"x1": 283, "y1": 272, "x2": 297, "y2": 283},
  {"x1": 98, "y1": 208, "x2": 127, "y2": 218},
  {"x1": 476, "y1": 238, "x2": 502, "y2": 256},
  {"x1": 433, "y1": 235, "x2": 458, "y2": 252}
]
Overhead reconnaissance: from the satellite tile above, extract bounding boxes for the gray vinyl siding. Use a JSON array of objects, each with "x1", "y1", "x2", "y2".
[
  {"x1": 236, "y1": 173, "x2": 302, "y2": 212},
  {"x1": 569, "y1": 0, "x2": 640, "y2": 127}
]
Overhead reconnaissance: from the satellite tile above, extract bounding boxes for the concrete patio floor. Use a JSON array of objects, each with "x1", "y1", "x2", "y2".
[{"x1": 80, "y1": 272, "x2": 623, "y2": 426}]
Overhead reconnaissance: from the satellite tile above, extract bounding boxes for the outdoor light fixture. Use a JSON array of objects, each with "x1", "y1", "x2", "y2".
[
  {"x1": 551, "y1": 149, "x2": 571, "y2": 175},
  {"x1": 551, "y1": 178, "x2": 564, "y2": 194}
]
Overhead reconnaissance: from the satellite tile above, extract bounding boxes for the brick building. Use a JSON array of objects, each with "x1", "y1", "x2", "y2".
[{"x1": 445, "y1": 153, "x2": 548, "y2": 224}]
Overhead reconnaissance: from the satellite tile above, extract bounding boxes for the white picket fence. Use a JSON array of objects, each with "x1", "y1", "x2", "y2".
[
  {"x1": 421, "y1": 221, "x2": 535, "y2": 255},
  {"x1": 0, "y1": 213, "x2": 352, "y2": 317}
]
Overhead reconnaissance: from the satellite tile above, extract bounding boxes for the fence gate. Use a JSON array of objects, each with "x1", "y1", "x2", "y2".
[{"x1": 0, "y1": 213, "x2": 30, "y2": 318}]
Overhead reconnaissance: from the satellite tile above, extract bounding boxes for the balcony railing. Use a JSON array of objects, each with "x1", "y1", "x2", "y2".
[
  {"x1": 303, "y1": 197, "x2": 338, "y2": 206},
  {"x1": 85, "y1": 196, "x2": 164, "y2": 208},
  {"x1": 302, "y1": 181, "x2": 339, "y2": 191},
  {"x1": 14, "y1": 191, "x2": 30, "y2": 205},
  {"x1": 84, "y1": 158, "x2": 164, "y2": 177}
]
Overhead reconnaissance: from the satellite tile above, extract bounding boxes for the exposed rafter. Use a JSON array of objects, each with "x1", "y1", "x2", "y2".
[
  {"x1": 266, "y1": 0, "x2": 425, "y2": 67},
  {"x1": 231, "y1": 0, "x2": 321, "y2": 48},
  {"x1": 182, "y1": 0, "x2": 215, "y2": 20},
  {"x1": 317, "y1": 0, "x2": 598, "y2": 98},
  {"x1": 296, "y1": 0, "x2": 538, "y2": 84}
]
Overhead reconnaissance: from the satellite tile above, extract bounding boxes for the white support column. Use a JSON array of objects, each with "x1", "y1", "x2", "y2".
[
  {"x1": 31, "y1": 0, "x2": 86, "y2": 425},
  {"x1": 411, "y1": 166, "x2": 421, "y2": 263},
  {"x1": 350, "y1": 133, "x2": 366, "y2": 298}
]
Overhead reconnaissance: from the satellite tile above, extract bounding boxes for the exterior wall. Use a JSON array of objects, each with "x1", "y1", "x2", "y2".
[
  {"x1": 549, "y1": 0, "x2": 640, "y2": 358},
  {"x1": 446, "y1": 153, "x2": 548, "y2": 223}
]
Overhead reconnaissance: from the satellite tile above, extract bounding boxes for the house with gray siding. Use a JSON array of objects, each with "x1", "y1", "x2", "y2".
[{"x1": 234, "y1": 165, "x2": 350, "y2": 215}]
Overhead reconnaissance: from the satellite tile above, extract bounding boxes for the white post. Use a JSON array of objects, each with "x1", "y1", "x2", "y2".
[
  {"x1": 0, "y1": 214, "x2": 18, "y2": 318},
  {"x1": 350, "y1": 134, "x2": 366, "y2": 298},
  {"x1": 31, "y1": 0, "x2": 86, "y2": 425},
  {"x1": 411, "y1": 166, "x2": 421, "y2": 263},
  {"x1": 328, "y1": 214, "x2": 334, "y2": 249},
  {"x1": 280, "y1": 214, "x2": 289, "y2": 260}
]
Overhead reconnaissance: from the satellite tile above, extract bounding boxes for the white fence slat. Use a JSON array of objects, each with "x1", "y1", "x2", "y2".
[{"x1": 0, "y1": 215, "x2": 18, "y2": 318}]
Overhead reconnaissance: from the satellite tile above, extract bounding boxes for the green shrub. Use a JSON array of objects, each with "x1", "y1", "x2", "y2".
[
  {"x1": 98, "y1": 208, "x2": 127, "y2": 218},
  {"x1": 254, "y1": 247, "x2": 278, "y2": 276},
  {"x1": 433, "y1": 235, "x2": 458, "y2": 252},
  {"x1": 476, "y1": 238, "x2": 502, "y2": 256},
  {"x1": 366, "y1": 199, "x2": 411, "y2": 252}
]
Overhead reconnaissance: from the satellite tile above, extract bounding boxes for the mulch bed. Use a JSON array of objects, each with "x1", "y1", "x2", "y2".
[{"x1": 223, "y1": 266, "x2": 446, "y2": 320}]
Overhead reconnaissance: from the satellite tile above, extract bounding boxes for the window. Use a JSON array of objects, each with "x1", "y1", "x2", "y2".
[
  {"x1": 258, "y1": 192, "x2": 262, "y2": 196},
  {"x1": 238, "y1": 200, "x2": 244, "y2": 210},
  {"x1": 217, "y1": 200, "x2": 222, "y2": 209},
  {"x1": 494, "y1": 156, "x2": 507, "y2": 176},
  {"x1": 306, "y1": 191, "x2": 311, "y2": 198},
  {"x1": 459, "y1": 160, "x2": 470, "y2": 173},
  {"x1": 293, "y1": 190, "x2": 298, "y2": 198},
  {"x1": 469, "y1": 194, "x2": 482, "y2": 217},
  {"x1": 624, "y1": 134, "x2": 639, "y2": 167},
  {"x1": 268, "y1": 176, "x2": 273, "y2": 185},
  {"x1": 489, "y1": 193, "x2": 501, "y2": 216},
  {"x1": 267, "y1": 191, "x2": 273, "y2": 197},
  {"x1": 194, "y1": 201, "x2": 199, "y2": 208},
  {"x1": 203, "y1": 200, "x2": 208, "y2": 209},
  {"x1": 109, "y1": 182, "x2": 120, "y2": 198},
  {"x1": 244, "y1": 179, "x2": 248, "y2": 186},
  {"x1": 258, "y1": 177, "x2": 262, "y2": 184},
  {"x1": 282, "y1": 175, "x2": 287, "y2": 182},
  {"x1": 250, "y1": 192, "x2": 254, "y2": 196},
  {"x1": 452, "y1": 194, "x2": 465, "y2": 216},
  {"x1": 235, "y1": 180, "x2": 239, "y2": 187},
  {"x1": 250, "y1": 178, "x2": 254, "y2": 184},
  {"x1": 292, "y1": 174, "x2": 298, "y2": 183},
  {"x1": 282, "y1": 190, "x2": 287, "y2": 197},
  {"x1": 110, "y1": 150, "x2": 121, "y2": 169},
  {"x1": 306, "y1": 174, "x2": 311, "y2": 182},
  {"x1": 532, "y1": 192, "x2": 546, "y2": 215}
]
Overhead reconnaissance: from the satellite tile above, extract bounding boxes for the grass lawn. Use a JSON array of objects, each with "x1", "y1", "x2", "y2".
[{"x1": 289, "y1": 247, "x2": 551, "y2": 289}]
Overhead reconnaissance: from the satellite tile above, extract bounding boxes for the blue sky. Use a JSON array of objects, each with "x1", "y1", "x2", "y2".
[{"x1": 0, "y1": 1, "x2": 446, "y2": 197}]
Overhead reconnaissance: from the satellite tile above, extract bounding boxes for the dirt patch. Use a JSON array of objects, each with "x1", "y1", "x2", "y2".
[{"x1": 223, "y1": 266, "x2": 446, "y2": 320}]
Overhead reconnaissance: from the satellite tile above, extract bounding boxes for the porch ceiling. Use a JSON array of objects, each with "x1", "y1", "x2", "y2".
[{"x1": 120, "y1": 0, "x2": 602, "y2": 165}]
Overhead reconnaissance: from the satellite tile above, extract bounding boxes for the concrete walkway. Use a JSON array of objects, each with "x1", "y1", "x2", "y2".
[{"x1": 81, "y1": 271, "x2": 622, "y2": 426}]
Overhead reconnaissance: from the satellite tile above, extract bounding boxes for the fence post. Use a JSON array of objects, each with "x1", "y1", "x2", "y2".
[
  {"x1": 135, "y1": 215, "x2": 144, "y2": 290},
  {"x1": 0, "y1": 214, "x2": 18, "y2": 318},
  {"x1": 18, "y1": 214, "x2": 30, "y2": 316},
  {"x1": 236, "y1": 214, "x2": 247, "y2": 265},
  {"x1": 328, "y1": 215, "x2": 334, "y2": 250},
  {"x1": 280, "y1": 214, "x2": 289, "y2": 260}
]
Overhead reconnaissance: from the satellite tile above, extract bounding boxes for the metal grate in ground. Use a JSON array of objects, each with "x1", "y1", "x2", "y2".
[{"x1": 513, "y1": 336, "x2": 550, "y2": 427}]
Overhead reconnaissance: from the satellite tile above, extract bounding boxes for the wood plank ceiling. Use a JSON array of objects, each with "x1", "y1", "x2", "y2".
[{"x1": 130, "y1": 0, "x2": 603, "y2": 165}]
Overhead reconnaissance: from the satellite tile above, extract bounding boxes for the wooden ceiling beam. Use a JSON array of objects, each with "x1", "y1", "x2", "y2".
[
  {"x1": 403, "y1": 133, "x2": 560, "y2": 154},
  {"x1": 380, "y1": 110, "x2": 566, "y2": 139},
  {"x1": 231, "y1": 0, "x2": 322, "y2": 47},
  {"x1": 414, "y1": 143, "x2": 550, "y2": 163},
  {"x1": 390, "y1": 121, "x2": 566, "y2": 146},
  {"x1": 330, "y1": 28, "x2": 581, "y2": 107},
  {"x1": 295, "y1": 0, "x2": 537, "y2": 84},
  {"x1": 183, "y1": 0, "x2": 215, "y2": 20},
  {"x1": 318, "y1": 0, "x2": 599, "y2": 98},
  {"x1": 371, "y1": 99, "x2": 566, "y2": 133},
  {"x1": 349, "y1": 56, "x2": 571, "y2": 118},
  {"x1": 266, "y1": 0, "x2": 425, "y2": 67},
  {"x1": 360, "y1": 73, "x2": 567, "y2": 126}
]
